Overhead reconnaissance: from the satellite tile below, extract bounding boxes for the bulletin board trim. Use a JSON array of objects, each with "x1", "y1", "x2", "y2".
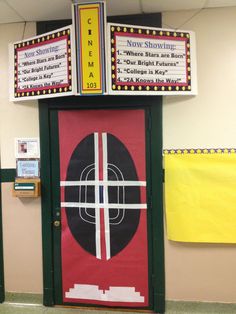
[
  {"x1": 164, "y1": 148, "x2": 236, "y2": 155},
  {"x1": 109, "y1": 25, "x2": 191, "y2": 91},
  {"x1": 10, "y1": 25, "x2": 76, "y2": 101},
  {"x1": 107, "y1": 21, "x2": 197, "y2": 96}
]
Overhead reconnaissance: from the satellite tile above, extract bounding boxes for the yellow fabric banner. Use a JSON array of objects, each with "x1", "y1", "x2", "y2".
[{"x1": 164, "y1": 149, "x2": 236, "y2": 243}]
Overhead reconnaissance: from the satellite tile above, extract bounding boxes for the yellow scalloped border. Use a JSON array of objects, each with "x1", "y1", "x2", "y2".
[{"x1": 163, "y1": 149, "x2": 236, "y2": 155}]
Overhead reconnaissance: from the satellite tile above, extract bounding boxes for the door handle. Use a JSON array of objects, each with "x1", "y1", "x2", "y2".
[{"x1": 53, "y1": 220, "x2": 61, "y2": 227}]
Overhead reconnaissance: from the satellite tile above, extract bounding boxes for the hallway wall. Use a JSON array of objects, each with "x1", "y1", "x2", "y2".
[
  {"x1": 163, "y1": 6, "x2": 236, "y2": 302},
  {"x1": 0, "y1": 6, "x2": 236, "y2": 302},
  {"x1": 0, "y1": 22, "x2": 42, "y2": 293}
]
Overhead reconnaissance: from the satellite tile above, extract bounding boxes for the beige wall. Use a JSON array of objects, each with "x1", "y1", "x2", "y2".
[
  {"x1": 0, "y1": 22, "x2": 39, "y2": 168},
  {"x1": 0, "y1": 22, "x2": 42, "y2": 293},
  {"x1": 163, "y1": 7, "x2": 236, "y2": 302},
  {"x1": 0, "y1": 6, "x2": 236, "y2": 302},
  {"x1": 1, "y1": 184, "x2": 42, "y2": 293}
]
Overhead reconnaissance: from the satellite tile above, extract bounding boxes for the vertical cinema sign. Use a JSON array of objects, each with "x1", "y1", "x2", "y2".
[{"x1": 73, "y1": 2, "x2": 106, "y2": 95}]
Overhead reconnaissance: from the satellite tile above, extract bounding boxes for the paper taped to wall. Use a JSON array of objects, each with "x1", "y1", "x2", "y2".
[{"x1": 164, "y1": 149, "x2": 236, "y2": 243}]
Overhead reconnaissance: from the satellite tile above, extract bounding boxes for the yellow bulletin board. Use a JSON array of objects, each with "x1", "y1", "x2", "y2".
[{"x1": 164, "y1": 149, "x2": 236, "y2": 243}]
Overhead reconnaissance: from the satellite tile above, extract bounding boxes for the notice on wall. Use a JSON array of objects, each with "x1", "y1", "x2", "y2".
[
  {"x1": 15, "y1": 138, "x2": 40, "y2": 158},
  {"x1": 17, "y1": 159, "x2": 40, "y2": 178},
  {"x1": 164, "y1": 149, "x2": 236, "y2": 243},
  {"x1": 107, "y1": 23, "x2": 197, "y2": 95},
  {"x1": 9, "y1": 25, "x2": 75, "y2": 101},
  {"x1": 73, "y1": 2, "x2": 106, "y2": 95}
]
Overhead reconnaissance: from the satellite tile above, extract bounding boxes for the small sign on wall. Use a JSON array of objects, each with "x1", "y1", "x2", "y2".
[
  {"x1": 107, "y1": 23, "x2": 197, "y2": 95},
  {"x1": 9, "y1": 25, "x2": 75, "y2": 101},
  {"x1": 16, "y1": 159, "x2": 40, "y2": 178},
  {"x1": 73, "y1": 1, "x2": 107, "y2": 95},
  {"x1": 15, "y1": 138, "x2": 40, "y2": 159}
]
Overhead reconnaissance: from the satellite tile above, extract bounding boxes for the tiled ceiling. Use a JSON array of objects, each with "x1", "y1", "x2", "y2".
[{"x1": 0, "y1": 0, "x2": 236, "y2": 24}]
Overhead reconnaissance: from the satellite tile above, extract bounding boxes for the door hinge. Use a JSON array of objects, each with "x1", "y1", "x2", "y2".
[
  {"x1": 152, "y1": 274, "x2": 156, "y2": 287},
  {"x1": 149, "y1": 198, "x2": 153, "y2": 210},
  {"x1": 148, "y1": 113, "x2": 152, "y2": 132}
]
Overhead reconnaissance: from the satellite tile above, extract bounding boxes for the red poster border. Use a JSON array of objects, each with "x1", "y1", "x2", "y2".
[
  {"x1": 14, "y1": 29, "x2": 72, "y2": 98},
  {"x1": 114, "y1": 32, "x2": 188, "y2": 87}
]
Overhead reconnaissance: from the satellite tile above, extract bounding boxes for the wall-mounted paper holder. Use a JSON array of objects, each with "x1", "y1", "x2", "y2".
[{"x1": 12, "y1": 178, "x2": 41, "y2": 198}]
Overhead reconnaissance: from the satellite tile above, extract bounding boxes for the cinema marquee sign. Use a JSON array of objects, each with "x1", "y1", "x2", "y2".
[
  {"x1": 9, "y1": 1, "x2": 197, "y2": 101},
  {"x1": 107, "y1": 23, "x2": 197, "y2": 95},
  {"x1": 73, "y1": 1, "x2": 106, "y2": 95},
  {"x1": 9, "y1": 25, "x2": 75, "y2": 101}
]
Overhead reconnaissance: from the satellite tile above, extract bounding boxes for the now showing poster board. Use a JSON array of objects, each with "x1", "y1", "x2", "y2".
[
  {"x1": 9, "y1": 25, "x2": 75, "y2": 101},
  {"x1": 107, "y1": 23, "x2": 197, "y2": 95}
]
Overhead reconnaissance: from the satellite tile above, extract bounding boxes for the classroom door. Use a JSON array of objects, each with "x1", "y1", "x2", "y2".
[{"x1": 51, "y1": 108, "x2": 152, "y2": 308}]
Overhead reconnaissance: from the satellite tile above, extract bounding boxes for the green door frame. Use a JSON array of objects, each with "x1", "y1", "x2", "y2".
[{"x1": 39, "y1": 96, "x2": 164, "y2": 313}]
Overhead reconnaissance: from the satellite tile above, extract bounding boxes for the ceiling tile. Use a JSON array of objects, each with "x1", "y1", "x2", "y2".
[
  {"x1": 206, "y1": 0, "x2": 236, "y2": 8},
  {"x1": 106, "y1": 0, "x2": 141, "y2": 16},
  {"x1": 6, "y1": 0, "x2": 72, "y2": 22},
  {"x1": 142, "y1": 0, "x2": 206, "y2": 12},
  {"x1": 1, "y1": 0, "x2": 236, "y2": 25},
  {"x1": 0, "y1": 0, "x2": 24, "y2": 23}
]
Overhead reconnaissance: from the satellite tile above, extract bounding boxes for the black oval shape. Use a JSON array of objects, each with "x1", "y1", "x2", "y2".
[{"x1": 65, "y1": 133, "x2": 141, "y2": 259}]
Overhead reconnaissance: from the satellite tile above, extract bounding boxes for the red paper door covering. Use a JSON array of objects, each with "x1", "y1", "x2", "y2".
[{"x1": 58, "y1": 109, "x2": 149, "y2": 307}]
